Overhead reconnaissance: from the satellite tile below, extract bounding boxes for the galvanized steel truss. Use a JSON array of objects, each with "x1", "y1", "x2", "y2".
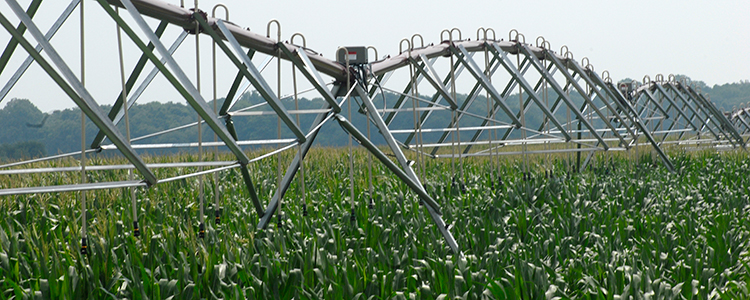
[{"x1": 0, "y1": 0, "x2": 744, "y2": 254}]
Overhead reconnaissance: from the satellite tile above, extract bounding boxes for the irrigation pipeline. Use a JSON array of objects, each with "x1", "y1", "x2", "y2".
[
  {"x1": 1, "y1": 0, "x2": 746, "y2": 255},
  {"x1": 211, "y1": 3, "x2": 227, "y2": 225},
  {"x1": 269, "y1": 19, "x2": 283, "y2": 228},
  {"x1": 115, "y1": 6, "x2": 140, "y2": 238},
  {"x1": 79, "y1": 0, "x2": 87, "y2": 255},
  {"x1": 338, "y1": 46, "x2": 356, "y2": 223},
  {"x1": 291, "y1": 32, "x2": 307, "y2": 217},
  {"x1": 194, "y1": 0, "x2": 204, "y2": 239}
]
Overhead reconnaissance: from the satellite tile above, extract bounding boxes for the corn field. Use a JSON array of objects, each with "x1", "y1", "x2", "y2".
[{"x1": 1, "y1": 148, "x2": 749, "y2": 299}]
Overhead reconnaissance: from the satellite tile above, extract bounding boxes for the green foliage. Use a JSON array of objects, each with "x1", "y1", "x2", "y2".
[
  {"x1": 665, "y1": 75, "x2": 750, "y2": 111},
  {"x1": 704, "y1": 80, "x2": 750, "y2": 111},
  {"x1": 0, "y1": 148, "x2": 749, "y2": 299},
  {"x1": 2, "y1": 74, "x2": 748, "y2": 157},
  {"x1": 0, "y1": 141, "x2": 45, "y2": 161}
]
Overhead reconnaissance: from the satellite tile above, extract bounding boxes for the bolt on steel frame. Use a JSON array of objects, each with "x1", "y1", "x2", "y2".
[{"x1": 0, "y1": 0, "x2": 744, "y2": 254}]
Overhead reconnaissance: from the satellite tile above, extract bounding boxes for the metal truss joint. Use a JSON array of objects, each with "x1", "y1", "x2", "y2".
[{"x1": 185, "y1": 9, "x2": 208, "y2": 34}]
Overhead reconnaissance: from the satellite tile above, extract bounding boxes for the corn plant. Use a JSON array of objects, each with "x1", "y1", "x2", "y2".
[{"x1": 0, "y1": 148, "x2": 749, "y2": 299}]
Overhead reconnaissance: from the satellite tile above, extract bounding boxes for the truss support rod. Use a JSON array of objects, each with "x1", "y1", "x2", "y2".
[
  {"x1": 91, "y1": 21, "x2": 172, "y2": 148},
  {"x1": 562, "y1": 61, "x2": 643, "y2": 143},
  {"x1": 678, "y1": 87, "x2": 728, "y2": 141},
  {"x1": 515, "y1": 46, "x2": 613, "y2": 147},
  {"x1": 384, "y1": 60, "x2": 429, "y2": 125},
  {"x1": 690, "y1": 89, "x2": 745, "y2": 148},
  {"x1": 681, "y1": 87, "x2": 721, "y2": 130},
  {"x1": 670, "y1": 83, "x2": 740, "y2": 146},
  {"x1": 631, "y1": 92, "x2": 668, "y2": 139},
  {"x1": 452, "y1": 44, "x2": 523, "y2": 128},
  {"x1": 0, "y1": 0, "x2": 41, "y2": 75},
  {"x1": 219, "y1": 50, "x2": 253, "y2": 116},
  {"x1": 333, "y1": 114, "x2": 458, "y2": 253},
  {"x1": 258, "y1": 86, "x2": 341, "y2": 229},
  {"x1": 411, "y1": 54, "x2": 458, "y2": 109},
  {"x1": 483, "y1": 44, "x2": 574, "y2": 141},
  {"x1": 402, "y1": 57, "x2": 469, "y2": 145},
  {"x1": 520, "y1": 46, "x2": 627, "y2": 147},
  {"x1": 645, "y1": 88, "x2": 696, "y2": 131},
  {"x1": 411, "y1": 54, "x2": 498, "y2": 148},
  {"x1": 733, "y1": 111, "x2": 750, "y2": 135},
  {"x1": 214, "y1": 57, "x2": 265, "y2": 216},
  {"x1": 639, "y1": 94, "x2": 665, "y2": 136},
  {"x1": 682, "y1": 86, "x2": 725, "y2": 134},
  {"x1": 207, "y1": 52, "x2": 264, "y2": 216},
  {"x1": 640, "y1": 88, "x2": 670, "y2": 118},
  {"x1": 278, "y1": 44, "x2": 342, "y2": 113},
  {"x1": 115, "y1": 31, "x2": 188, "y2": 126},
  {"x1": 220, "y1": 55, "x2": 250, "y2": 141},
  {"x1": 354, "y1": 85, "x2": 433, "y2": 207},
  {"x1": 109, "y1": 8, "x2": 262, "y2": 214},
  {"x1": 1, "y1": 2, "x2": 157, "y2": 185},
  {"x1": 104, "y1": 0, "x2": 251, "y2": 166},
  {"x1": 239, "y1": 165, "x2": 264, "y2": 216},
  {"x1": 654, "y1": 84, "x2": 718, "y2": 139},
  {"x1": 459, "y1": 57, "x2": 524, "y2": 154},
  {"x1": 0, "y1": 0, "x2": 80, "y2": 104},
  {"x1": 208, "y1": 18, "x2": 306, "y2": 143},
  {"x1": 452, "y1": 57, "x2": 535, "y2": 156},
  {"x1": 368, "y1": 73, "x2": 385, "y2": 97},
  {"x1": 106, "y1": 0, "x2": 347, "y2": 81},
  {"x1": 593, "y1": 78, "x2": 676, "y2": 172},
  {"x1": 0, "y1": 180, "x2": 148, "y2": 196},
  {"x1": 641, "y1": 89, "x2": 688, "y2": 142},
  {"x1": 666, "y1": 84, "x2": 721, "y2": 139},
  {"x1": 536, "y1": 80, "x2": 571, "y2": 130},
  {"x1": 499, "y1": 66, "x2": 584, "y2": 145},
  {"x1": 217, "y1": 51, "x2": 264, "y2": 216},
  {"x1": 516, "y1": 44, "x2": 600, "y2": 145}
]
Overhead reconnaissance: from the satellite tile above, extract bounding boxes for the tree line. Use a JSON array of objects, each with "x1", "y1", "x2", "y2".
[{"x1": 0, "y1": 76, "x2": 747, "y2": 161}]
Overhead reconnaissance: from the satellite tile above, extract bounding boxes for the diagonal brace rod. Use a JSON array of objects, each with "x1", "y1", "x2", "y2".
[
  {"x1": 210, "y1": 18, "x2": 306, "y2": 143},
  {"x1": 335, "y1": 114, "x2": 459, "y2": 253},
  {"x1": 1, "y1": 3, "x2": 157, "y2": 184},
  {"x1": 91, "y1": 21, "x2": 171, "y2": 148},
  {"x1": 109, "y1": 0, "x2": 251, "y2": 165}
]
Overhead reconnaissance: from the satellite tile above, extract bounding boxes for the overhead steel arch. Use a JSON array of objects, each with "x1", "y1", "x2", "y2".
[
  {"x1": 730, "y1": 106, "x2": 750, "y2": 138},
  {"x1": 0, "y1": 0, "x2": 744, "y2": 254}
]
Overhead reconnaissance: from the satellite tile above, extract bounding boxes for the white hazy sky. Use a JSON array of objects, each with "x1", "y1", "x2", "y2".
[{"x1": 0, "y1": 0, "x2": 747, "y2": 112}]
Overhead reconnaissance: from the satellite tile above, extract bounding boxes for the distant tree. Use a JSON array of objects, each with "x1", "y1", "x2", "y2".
[
  {"x1": 2, "y1": 77, "x2": 749, "y2": 156},
  {"x1": 674, "y1": 74, "x2": 708, "y2": 91},
  {"x1": 708, "y1": 81, "x2": 750, "y2": 111},
  {"x1": 0, "y1": 140, "x2": 46, "y2": 161}
]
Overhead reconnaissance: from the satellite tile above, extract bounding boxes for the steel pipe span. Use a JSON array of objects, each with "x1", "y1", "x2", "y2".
[
  {"x1": 105, "y1": 0, "x2": 349, "y2": 80},
  {"x1": 0, "y1": 0, "x2": 744, "y2": 255},
  {"x1": 105, "y1": 0, "x2": 556, "y2": 81}
]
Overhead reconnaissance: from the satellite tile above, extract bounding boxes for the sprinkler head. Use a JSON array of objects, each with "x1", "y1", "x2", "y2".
[
  {"x1": 302, "y1": 204, "x2": 308, "y2": 217},
  {"x1": 350, "y1": 208, "x2": 356, "y2": 222},
  {"x1": 80, "y1": 238, "x2": 88, "y2": 255},
  {"x1": 133, "y1": 221, "x2": 140, "y2": 238},
  {"x1": 198, "y1": 223, "x2": 205, "y2": 239},
  {"x1": 368, "y1": 198, "x2": 374, "y2": 210},
  {"x1": 214, "y1": 210, "x2": 221, "y2": 225}
]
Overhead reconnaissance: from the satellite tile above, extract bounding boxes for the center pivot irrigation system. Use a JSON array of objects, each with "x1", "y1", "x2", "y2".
[{"x1": 0, "y1": 0, "x2": 746, "y2": 254}]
